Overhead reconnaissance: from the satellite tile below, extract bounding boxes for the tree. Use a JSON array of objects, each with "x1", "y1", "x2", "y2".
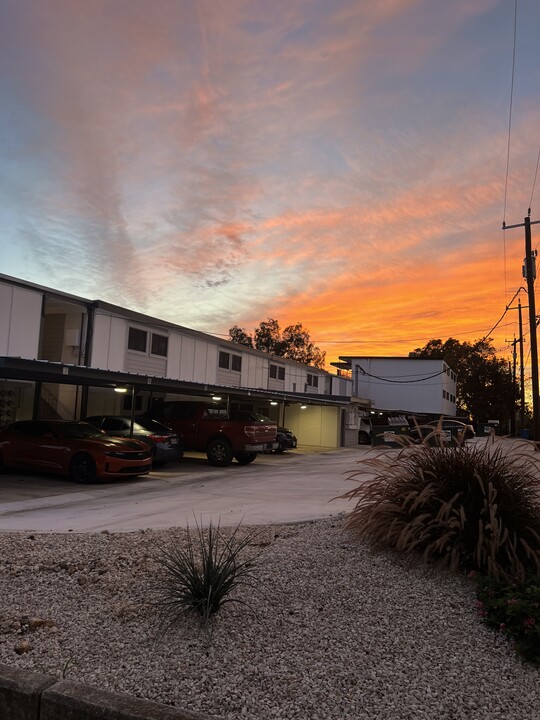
[
  {"x1": 410, "y1": 337, "x2": 518, "y2": 427},
  {"x1": 228, "y1": 318, "x2": 326, "y2": 368},
  {"x1": 254, "y1": 319, "x2": 284, "y2": 355},
  {"x1": 281, "y1": 323, "x2": 326, "y2": 368},
  {"x1": 228, "y1": 325, "x2": 254, "y2": 348}
]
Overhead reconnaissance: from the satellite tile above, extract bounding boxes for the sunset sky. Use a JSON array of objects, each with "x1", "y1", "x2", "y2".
[{"x1": 2, "y1": 0, "x2": 540, "y2": 371}]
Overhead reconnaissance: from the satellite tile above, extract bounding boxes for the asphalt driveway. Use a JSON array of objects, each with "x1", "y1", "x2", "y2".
[{"x1": 0, "y1": 446, "x2": 370, "y2": 533}]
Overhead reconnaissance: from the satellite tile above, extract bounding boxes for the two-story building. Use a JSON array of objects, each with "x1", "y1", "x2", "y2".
[
  {"x1": 0, "y1": 274, "x2": 359, "y2": 449},
  {"x1": 332, "y1": 355, "x2": 457, "y2": 418}
]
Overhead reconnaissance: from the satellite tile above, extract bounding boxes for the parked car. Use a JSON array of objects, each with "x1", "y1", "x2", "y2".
[
  {"x1": 85, "y1": 415, "x2": 183, "y2": 465},
  {"x1": 275, "y1": 427, "x2": 297, "y2": 452},
  {"x1": 410, "y1": 419, "x2": 476, "y2": 444},
  {"x1": 0, "y1": 420, "x2": 152, "y2": 483}
]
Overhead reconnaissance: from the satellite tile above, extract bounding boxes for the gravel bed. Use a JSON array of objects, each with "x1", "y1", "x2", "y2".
[{"x1": 0, "y1": 516, "x2": 538, "y2": 719}]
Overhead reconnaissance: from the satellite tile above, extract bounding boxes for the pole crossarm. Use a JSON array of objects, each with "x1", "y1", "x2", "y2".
[{"x1": 502, "y1": 220, "x2": 540, "y2": 230}]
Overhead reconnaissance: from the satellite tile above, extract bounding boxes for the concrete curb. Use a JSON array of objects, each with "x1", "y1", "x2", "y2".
[{"x1": 0, "y1": 664, "x2": 215, "y2": 720}]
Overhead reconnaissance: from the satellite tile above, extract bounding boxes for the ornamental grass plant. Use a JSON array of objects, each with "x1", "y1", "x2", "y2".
[
  {"x1": 153, "y1": 518, "x2": 262, "y2": 633},
  {"x1": 341, "y1": 434, "x2": 540, "y2": 582}
]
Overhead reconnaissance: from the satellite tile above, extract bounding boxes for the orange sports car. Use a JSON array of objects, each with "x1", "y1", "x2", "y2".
[{"x1": 0, "y1": 420, "x2": 152, "y2": 483}]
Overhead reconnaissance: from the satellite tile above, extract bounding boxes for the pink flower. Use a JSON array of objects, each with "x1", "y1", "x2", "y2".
[
  {"x1": 467, "y1": 571, "x2": 477, "y2": 578},
  {"x1": 499, "y1": 623, "x2": 506, "y2": 630},
  {"x1": 507, "y1": 598, "x2": 518, "y2": 605},
  {"x1": 524, "y1": 617, "x2": 536, "y2": 629},
  {"x1": 474, "y1": 600, "x2": 484, "y2": 608}
]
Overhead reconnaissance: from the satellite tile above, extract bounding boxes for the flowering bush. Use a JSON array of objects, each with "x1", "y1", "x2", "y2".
[{"x1": 475, "y1": 575, "x2": 540, "y2": 664}]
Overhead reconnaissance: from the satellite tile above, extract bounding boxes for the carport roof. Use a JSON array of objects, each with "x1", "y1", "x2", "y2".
[{"x1": 0, "y1": 357, "x2": 352, "y2": 407}]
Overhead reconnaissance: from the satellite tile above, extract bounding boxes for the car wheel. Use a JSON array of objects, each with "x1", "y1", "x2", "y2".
[
  {"x1": 358, "y1": 432, "x2": 370, "y2": 445},
  {"x1": 206, "y1": 438, "x2": 234, "y2": 467},
  {"x1": 69, "y1": 454, "x2": 97, "y2": 484},
  {"x1": 234, "y1": 452, "x2": 257, "y2": 465}
]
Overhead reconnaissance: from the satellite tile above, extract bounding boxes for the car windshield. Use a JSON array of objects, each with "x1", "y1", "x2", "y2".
[
  {"x1": 134, "y1": 417, "x2": 172, "y2": 433},
  {"x1": 229, "y1": 411, "x2": 274, "y2": 423},
  {"x1": 53, "y1": 422, "x2": 105, "y2": 439}
]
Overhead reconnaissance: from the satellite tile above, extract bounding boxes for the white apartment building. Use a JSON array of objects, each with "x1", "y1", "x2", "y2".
[
  {"x1": 332, "y1": 356, "x2": 457, "y2": 417},
  {"x1": 0, "y1": 274, "x2": 356, "y2": 449}
]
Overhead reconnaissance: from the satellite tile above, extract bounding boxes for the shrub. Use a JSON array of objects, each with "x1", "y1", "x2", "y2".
[
  {"x1": 341, "y1": 438, "x2": 540, "y2": 581},
  {"x1": 153, "y1": 518, "x2": 262, "y2": 631},
  {"x1": 475, "y1": 574, "x2": 540, "y2": 664}
]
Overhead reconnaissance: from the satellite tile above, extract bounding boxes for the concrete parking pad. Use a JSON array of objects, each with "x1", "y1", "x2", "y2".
[{"x1": 0, "y1": 447, "x2": 370, "y2": 533}]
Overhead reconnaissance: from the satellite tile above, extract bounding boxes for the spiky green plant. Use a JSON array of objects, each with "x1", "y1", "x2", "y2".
[
  {"x1": 341, "y1": 438, "x2": 540, "y2": 581},
  {"x1": 153, "y1": 518, "x2": 262, "y2": 631}
]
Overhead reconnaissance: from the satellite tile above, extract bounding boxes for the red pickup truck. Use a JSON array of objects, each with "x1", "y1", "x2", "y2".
[{"x1": 144, "y1": 401, "x2": 278, "y2": 466}]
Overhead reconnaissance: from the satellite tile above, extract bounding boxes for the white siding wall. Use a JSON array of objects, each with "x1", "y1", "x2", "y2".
[
  {"x1": 193, "y1": 340, "x2": 210, "y2": 383},
  {"x1": 91, "y1": 315, "x2": 128, "y2": 371},
  {"x1": 243, "y1": 353, "x2": 268, "y2": 389},
  {"x1": 353, "y1": 358, "x2": 456, "y2": 415},
  {"x1": 0, "y1": 284, "x2": 42, "y2": 359},
  {"x1": 90, "y1": 314, "x2": 113, "y2": 369}
]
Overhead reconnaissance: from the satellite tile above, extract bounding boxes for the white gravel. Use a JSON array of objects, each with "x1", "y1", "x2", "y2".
[{"x1": 0, "y1": 516, "x2": 538, "y2": 719}]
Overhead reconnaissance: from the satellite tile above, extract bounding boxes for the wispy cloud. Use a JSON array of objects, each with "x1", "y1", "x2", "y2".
[{"x1": 0, "y1": 0, "x2": 538, "y2": 364}]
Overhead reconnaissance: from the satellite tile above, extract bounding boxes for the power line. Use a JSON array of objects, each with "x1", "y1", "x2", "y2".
[
  {"x1": 480, "y1": 286, "x2": 525, "y2": 341},
  {"x1": 355, "y1": 366, "x2": 446, "y2": 384},
  {"x1": 529, "y1": 146, "x2": 540, "y2": 214},
  {"x1": 502, "y1": 0, "x2": 518, "y2": 228}
]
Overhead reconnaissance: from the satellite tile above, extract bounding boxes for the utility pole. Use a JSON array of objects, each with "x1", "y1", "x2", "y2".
[
  {"x1": 506, "y1": 336, "x2": 518, "y2": 435},
  {"x1": 518, "y1": 299, "x2": 525, "y2": 432},
  {"x1": 503, "y1": 214, "x2": 540, "y2": 440}
]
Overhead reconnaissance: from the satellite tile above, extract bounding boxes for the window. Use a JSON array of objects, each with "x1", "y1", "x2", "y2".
[
  {"x1": 270, "y1": 364, "x2": 285, "y2": 380},
  {"x1": 219, "y1": 351, "x2": 241, "y2": 372},
  {"x1": 205, "y1": 407, "x2": 229, "y2": 419},
  {"x1": 128, "y1": 328, "x2": 168, "y2": 357},
  {"x1": 231, "y1": 355, "x2": 242, "y2": 372},
  {"x1": 151, "y1": 334, "x2": 168, "y2": 357},
  {"x1": 307, "y1": 373, "x2": 319, "y2": 388},
  {"x1": 128, "y1": 327, "x2": 147, "y2": 353},
  {"x1": 102, "y1": 418, "x2": 127, "y2": 431}
]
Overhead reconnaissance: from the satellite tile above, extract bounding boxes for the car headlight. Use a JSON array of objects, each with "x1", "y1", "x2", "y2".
[{"x1": 105, "y1": 450, "x2": 150, "y2": 459}]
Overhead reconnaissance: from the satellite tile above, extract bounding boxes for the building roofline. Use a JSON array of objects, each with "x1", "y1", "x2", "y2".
[{"x1": 0, "y1": 273, "x2": 333, "y2": 374}]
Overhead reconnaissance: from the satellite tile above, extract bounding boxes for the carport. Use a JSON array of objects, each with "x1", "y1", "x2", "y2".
[{"x1": 0, "y1": 357, "x2": 352, "y2": 448}]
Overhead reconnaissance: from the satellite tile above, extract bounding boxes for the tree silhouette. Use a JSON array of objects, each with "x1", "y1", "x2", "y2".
[
  {"x1": 229, "y1": 318, "x2": 326, "y2": 368},
  {"x1": 411, "y1": 337, "x2": 517, "y2": 427}
]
